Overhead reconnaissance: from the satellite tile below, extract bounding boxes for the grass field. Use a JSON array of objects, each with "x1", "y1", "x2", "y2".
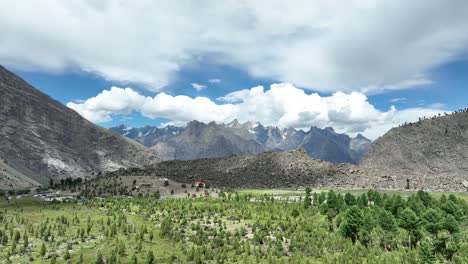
[
  {"x1": 0, "y1": 188, "x2": 466, "y2": 263},
  {"x1": 0, "y1": 197, "x2": 179, "y2": 263}
]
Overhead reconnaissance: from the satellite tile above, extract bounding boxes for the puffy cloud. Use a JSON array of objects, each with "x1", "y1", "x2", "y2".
[
  {"x1": 66, "y1": 87, "x2": 146, "y2": 122},
  {"x1": 191, "y1": 83, "x2": 206, "y2": 91},
  {"x1": 1, "y1": 1, "x2": 468, "y2": 92},
  {"x1": 67, "y1": 83, "x2": 445, "y2": 139}
]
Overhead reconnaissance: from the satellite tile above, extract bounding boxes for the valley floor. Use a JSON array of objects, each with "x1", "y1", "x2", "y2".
[{"x1": 0, "y1": 188, "x2": 467, "y2": 263}]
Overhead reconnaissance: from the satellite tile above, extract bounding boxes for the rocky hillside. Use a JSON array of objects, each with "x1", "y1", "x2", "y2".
[
  {"x1": 357, "y1": 110, "x2": 468, "y2": 191},
  {"x1": 0, "y1": 158, "x2": 40, "y2": 190},
  {"x1": 0, "y1": 66, "x2": 158, "y2": 186},
  {"x1": 106, "y1": 149, "x2": 353, "y2": 189},
  {"x1": 111, "y1": 120, "x2": 371, "y2": 164}
]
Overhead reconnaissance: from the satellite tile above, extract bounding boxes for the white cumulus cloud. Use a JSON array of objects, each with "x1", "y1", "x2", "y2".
[
  {"x1": 67, "y1": 87, "x2": 146, "y2": 122},
  {"x1": 191, "y1": 83, "x2": 207, "y2": 91},
  {"x1": 1, "y1": 1, "x2": 468, "y2": 92},
  {"x1": 67, "y1": 83, "x2": 445, "y2": 139}
]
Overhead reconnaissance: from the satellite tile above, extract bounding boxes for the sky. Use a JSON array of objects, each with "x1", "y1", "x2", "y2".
[{"x1": 2, "y1": 0, "x2": 468, "y2": 139}]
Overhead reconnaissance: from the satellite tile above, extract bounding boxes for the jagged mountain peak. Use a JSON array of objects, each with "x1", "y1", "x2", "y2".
[
  {"x1": 111, "y1": 120, "x2": 371, "y2": 164},
  {"x1": 227, "y1": 119, "x2": 241, "y2": 127},
  {"x1": 354, "y1": 133, "x2": 366, "y2": 140}
]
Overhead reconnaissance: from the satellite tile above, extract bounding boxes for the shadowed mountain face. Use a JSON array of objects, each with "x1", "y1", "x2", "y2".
[
  {"x1": 0, "y1": 66, "x2": 157, "y2": 185},
  {"x1": 111, "y1": 120, "x2": 371, "y2": 164}
]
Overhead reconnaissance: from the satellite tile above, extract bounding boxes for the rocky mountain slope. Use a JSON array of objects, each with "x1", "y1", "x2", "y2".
[
  {"x1": 107, "y1": 149, "x2": 353, "y2": 188},
  {"x1": 0, "y1": 158, "x2": 40, "y2": 190},
  {"x1": 111, "y1": 120, "x2": 371, "y2": 163},
  {"x1": 0, "y1": 65, "x2": 157, "y2": 186},
  {"x1": 355, "y1": 110, "x2": 468, "y2": 191}
]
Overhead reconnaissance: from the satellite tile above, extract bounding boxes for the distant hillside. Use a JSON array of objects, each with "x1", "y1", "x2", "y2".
[
  {"x1": 0, "y1": 65, "x2": 158, "y2": 186},
  {"x1": 106, "y1": 149, "x2": 353, "y2": 189},
  {"x1": 357, "y1": 110, "x2": 468, "y2": 191},
  {"x1": 111, "y1": 120, "x2": 371, "y2": 164}
]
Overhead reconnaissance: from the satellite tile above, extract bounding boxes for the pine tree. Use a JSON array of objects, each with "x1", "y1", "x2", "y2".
[
  {"x1": 344, "y1": 193, "x2": 355, "y2": 206},
  {"x1": 422, "y1": 209, "x2": 442, "y2": 235},
  {"x1": 442, "y1": 214, "x2": 460, "y2": 234},
  {"x1": 419, "y1": 237, "x2": 435, "y2": 264},
  {"x1": 23, "y1": 232, "x2": 28, "y2": 248},
  {"x1": 291, "y1": 208, "x2": 300, "y2": 218},
  {"x1": 109, "y1": 250, "x2": 117, "y2": 264},
  {"x1": 11, "y1": 238, "x2": 16, "y2": 252},
  {"x1": 188, "y1": 246, "x2": 195, "y2": 261},
  {"x1": 40, "y1": 243, "x2": 46, "y2": 257},
  {"x1": 95, "y1": 250, "x2": 104, "y2": 264},
  {"x1": 340, "y1": 205, "x2": 362, "y2": 244},
  {"x1": 145, "y1": 250, "x2": 155, "y2": 264},
  {"x1": 399, "y1": 208, "x2": 419, "y2": 248},
  {"x1": 194, "y1": 250, "x2": 202, "y2": 264},
  {"x1": 303, "y1": 195, "x2": 311, "y2": 209},
  {"x1": 118, "y1": 240, "x2": 126, "y2": 256},
  {"x1": 130, "y1": 254, "x2": 138, "y2": 264}
]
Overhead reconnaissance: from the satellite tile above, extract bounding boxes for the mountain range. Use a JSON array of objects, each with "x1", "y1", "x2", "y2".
[
  {"x1": 1, "y1": 64, "x2": 468, "y2": 192},
  {"x1": 111, "y1": 120, "x2": 371, "y2": 164}
]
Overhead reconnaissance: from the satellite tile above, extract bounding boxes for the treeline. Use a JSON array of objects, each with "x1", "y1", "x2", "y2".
[
  {"x1": 49, "y1": 177, "x2": 84, "y2": 189},
  {"x1": 0, "y1": 189, "x2": 31, "y2": 196}
]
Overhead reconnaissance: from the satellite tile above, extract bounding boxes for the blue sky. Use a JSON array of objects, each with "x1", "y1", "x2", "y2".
[
  {"x1": 2, "y1": 1, "x2": 468, "y2": 139},
  {"x1": 10, "y1": 58, "x2": 466, "y2": 132}
]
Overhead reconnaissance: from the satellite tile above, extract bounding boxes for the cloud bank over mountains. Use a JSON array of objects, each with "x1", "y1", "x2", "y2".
[
  {"x1": 67, "y1": 83, "x2": 443, "y2": 139},
  {"x1": 1, "y1": 1, "x2": 468, "y2": 92}
]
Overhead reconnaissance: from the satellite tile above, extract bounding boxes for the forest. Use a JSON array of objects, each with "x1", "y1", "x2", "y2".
[{"x1": 0, "y1": 189, "x2": 466, "y2": 263}]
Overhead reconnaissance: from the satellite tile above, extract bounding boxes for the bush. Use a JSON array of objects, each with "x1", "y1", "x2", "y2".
[{"x1": 291, "y1": 208, "x2": 300, "y2": 218}]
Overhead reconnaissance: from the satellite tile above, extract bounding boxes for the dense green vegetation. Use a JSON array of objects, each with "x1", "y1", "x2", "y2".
[{"x1": 0, "y1": 189, "x2": 466, "y2": 263}]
